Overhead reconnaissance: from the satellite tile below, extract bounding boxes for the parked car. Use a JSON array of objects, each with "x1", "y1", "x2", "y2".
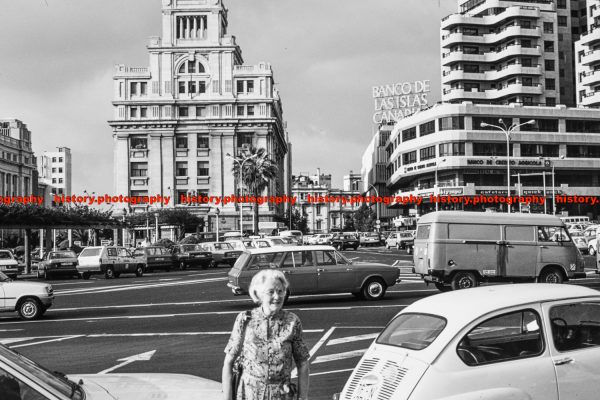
[
  {"x1": 565, "y1": 231, "x2": 589, "y2": 254},
  {"x1": 414, "y1": 211, "x2": 586, "y2": 291},
  {"x1": 132, "y1": 246, "x2": 174, "y2": 272},
  {"x1": 566, "y1": 223, "x2": 588, "y2": 234},
  {"x1": 316, "y1": 234, "x2": 334, "y2": 245},
  {"x1": 199, "y1": 242, "x2": 243, "y2": 267},
  {"x1": 330, "y1": 233, "x2": 359, "y2": 250},
  {"x1": 359, "y1": 232, "x2": 380, "y2": 247},
  {"x1": 302, "y1": 235, "x2": 314, "y2": 245},
  {"x1": 0, "y1": 271, "x2": 53, "y2": 320},
  {"x1": 583, "y1": 224, "x2": 600, "y2": 255},
  {"x1": 279, "y1": 230, "x2": 304, "y2": 244},
  {"x1": 0, "y1": 250, "x2": 19, "y2": 279},
  {"x1": 0, "y1": 342, "x2": 221, "y2": 399},
  {"x1": 225, "y1": 239, "x2": 255, "y2": 251},
  {"x1": 77, "y1": 246, "x2": 145, "y2": 279},
  {"x1": 36, "y1": 250, "x2": 79, "y2": 279},
  {"x1": 280, "y1": 237, "x2": 299, "y2": 246},
  {"x1": 337, "y1": 284, "x2": 600, "y2": 400},
  {"x1": 171, "y1": 244, "x2": 212, "y2": 270},
  {"x1": 227, "y1": 245, "x2": 400, "y2": 300},
  {"x1": 385, "y1": 231, "x2": 415, "y2": 249},
  {"x1": 252, "y1": 237, "x2": 287, "y2": 248}
]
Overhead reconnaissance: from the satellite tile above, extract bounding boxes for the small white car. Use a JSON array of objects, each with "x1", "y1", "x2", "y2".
[
  {"x1": 0, "y1": 250, "x2": 19, "y2": 279},
  {"x1": 338, "y1": 284, "x2": 600, "y2": 400},
  {"x1": 582, "y1": 225, "x2": 600, "y2": 255},
  {"x1": 0, "y1": 271, "x2": 53, "y2": 320},
  {"x1": 77, "y1": 246, "x2": 144, "y2": 279},
  {"x1": 0, "y1": 342, "x2": 221, "y2": 399},
  {"x1": 385, "y1": 231, "x2": 415, "y2": 249}
]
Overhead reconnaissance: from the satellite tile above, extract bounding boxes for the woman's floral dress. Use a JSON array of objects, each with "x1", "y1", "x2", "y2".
[{"x1": 225, "y1": 308, "x2": 310, "y2": 400}]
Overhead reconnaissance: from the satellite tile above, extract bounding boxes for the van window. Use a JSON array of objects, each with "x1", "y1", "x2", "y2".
[
  {"x1": 117, "y1": 248, "x2": 129, "y2": 257},
  {"x1": 416, "y1": 225, "x2": 431, "y2": 240},
  {"x1": 538, "y1": 226, "x2": 570, "y2": 242},
  {"x1": 107, "y1": 248, "x2": 118, "y2": 257},
  {"x1": 505, "y1": 226, "x2": 535, "y2": 242},
  {"x1": 79, "y1": 248, "x2": 101, "y2": 257},
  {"x1": 449, "y1": 224, "x2": 500, "y2": 241}
]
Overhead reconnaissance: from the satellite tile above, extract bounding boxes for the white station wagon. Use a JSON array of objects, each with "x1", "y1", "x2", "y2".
[{"x1": 338, "y1": 284, "x2": 600, "y2": 400}]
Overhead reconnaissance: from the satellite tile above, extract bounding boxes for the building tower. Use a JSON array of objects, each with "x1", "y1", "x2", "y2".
[
  {"x1": 0, "y1": 119, "x2": 36, "y2": 197},
  {"x1": 441, "y1": 0, "x2": 586, "y2": 107},
  {"x1": 109, "y1": 0, "x2": 288, "y2": 232},
  {"x1": 576, "y1": 0, "x2": 600, "y2": 106},
  {"x1": 38, "y1": 147, "x2": 72, "y2": 199}
]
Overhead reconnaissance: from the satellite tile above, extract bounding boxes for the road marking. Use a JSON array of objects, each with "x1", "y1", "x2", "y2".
[
  {"x1": 54, "y1": 277, "x2": 227, "y2": 296},
  {"x1": 98, "y1": 350, "x2": 156, "y2": 374},
  {"x1": 49, "y1": 298, "x2": 252, "y2": 312},
  {"x1": 313, "y1": 349, "x2": 367, "y2": 364},
  {"x1": 292, "y1": 326, "x2": 336, "y2": 379},
  {"x1": 310, "y1": 368, "x2": 354, "y2": 377},
  {"x1": 0, "y1": 329, "x2": 23, "y2": 332},
  {"x1": 0, "y1": 337, "x2": 41, "y2": 345},
  {"x1": 11, "y1": 335, "x2": 84, "y2": 349},
  {"x1": 327, "y1": 333, "x2": 378, "y2": 346}
]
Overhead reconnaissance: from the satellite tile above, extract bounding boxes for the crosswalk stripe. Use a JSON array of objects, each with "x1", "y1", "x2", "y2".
[
  {"x1": 312, "y1": 349, "x2": 367, "y2": 364},
  {"x1": 327, "y1": 333, "x2": 378, "y2": 346}
]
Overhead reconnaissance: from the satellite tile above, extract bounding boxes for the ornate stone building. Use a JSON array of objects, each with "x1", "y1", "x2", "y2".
[{"x1": 109, "y1": 0, "x2": 288, "y2": 232}]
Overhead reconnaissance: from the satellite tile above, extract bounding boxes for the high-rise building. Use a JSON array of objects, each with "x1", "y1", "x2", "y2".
[
  {"x1": 0, "y1": 119, "x2": 36, "y2": 197},
  {"x1": 441, "y1": 0, "x2": 586, "y2": 107},
  {"x1": 109, "y1": 0, "x2": 289, "y2": 233},
  {"x1": 38, "y1": 147, "x2": 72, "y2": 200},
  {"x1": 575, "y1": 0, "x2": 600, "y2": 106}
]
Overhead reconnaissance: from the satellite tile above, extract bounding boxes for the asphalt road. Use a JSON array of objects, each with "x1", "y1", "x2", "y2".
[{"x1": 1, "y1": 248, "x2": 598, "y2": 400}]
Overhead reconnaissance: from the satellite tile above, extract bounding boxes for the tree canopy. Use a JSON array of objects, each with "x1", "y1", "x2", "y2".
[{"x1": 0, "y1": 204, "x2": 118, "y2": 228}]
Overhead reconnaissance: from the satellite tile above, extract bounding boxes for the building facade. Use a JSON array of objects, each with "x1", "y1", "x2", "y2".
[
  {"x1": 38, "y1": 147, "x2": 72, "y2": 201},
  {"x1": 442, "y1": 0, "x2": 586, "y2": 107},
  {"x1": 109, "y1": 0, "x2": 288, "y2": 233},
  {"x1": 575, "y1": 0, "x2": 600, "y2": 106},
  {"x1": 386, "y1": 102, "x2": 600, "y2": 218},
  {"x1": 0, "y1": 119, "x2": 36, "y2": 197},
  {"x1": 292, "y1": 171, "x2": 360, "y2": 233}
]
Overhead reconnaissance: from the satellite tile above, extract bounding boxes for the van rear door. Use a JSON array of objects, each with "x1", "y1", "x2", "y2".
[{"x1": 413, "y1": 224, "x2": 431, "y2": 275}]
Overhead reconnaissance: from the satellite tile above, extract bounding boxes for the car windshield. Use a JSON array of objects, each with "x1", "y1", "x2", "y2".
[
  {"x1": 377, "y1": 313, "x2": 447, "y2": 351},
  {"x1": 0, "y1": 251, "x2": 13, "y2": 259},
  {"x1": 49, "y1": 252, "x2": 76, "y2": 259},
  {"x1": 0, "y1": 345, "x2": 82, "y2": 399},
  {"x1": 0, "y1": 271, "x2": 10, "y2": 282}
]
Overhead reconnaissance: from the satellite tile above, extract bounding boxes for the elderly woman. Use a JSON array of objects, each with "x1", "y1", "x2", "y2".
[{"x1": 222, "y1": 270, "x2": 310, "y2": 400}]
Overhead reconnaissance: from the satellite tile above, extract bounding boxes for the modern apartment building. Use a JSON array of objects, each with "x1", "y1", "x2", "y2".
[
  {"x1": 0, "y1": 119, "x2": 36, "y2": 197},
  {"x1": 441, "y1": 0, "x2": 586, "y2": 107},
  {"x1": 109, "y1": 0, "x2": 288, "y2": 232},
  {"x1": 386, "y1": 102, "x2": 600, "y2": 217},
  {"x1": 292, "y1": 171, "x2": 360, "y2": 233},
  {"x1": 575, "y1": 0, "x2": 600, "y2": 106},
  {"x1": 38, "y1": 147, "x2": 72, "y2": 198}
]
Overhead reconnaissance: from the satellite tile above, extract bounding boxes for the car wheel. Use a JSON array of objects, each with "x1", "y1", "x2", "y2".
[
  {"x1": 434, "y1": 282, "x2": 452, "y2": 292},
  {"x1": 18, "y1": 298, "x2": 43, "y2": 320},
  {"x1": 451, "y1": 271, "x2": 479, "y2": 290},
  {"x1": 589, "y1": 246, "x2": 597, "y2": 256},
  {"x1": 81, "y1": 272, "x2": 91, "y2": 280},
  {"x1": 209, "y1": 260, "x2": 218, "y2": 268},
  {"x1": 361, "y1": 278, "x2": 387, "y2": 300},
  {"x1": 104, "y1": 267, "x2": 115, "y2": 279},
  {"x1": 135, "y1": 265, "x2": 144, "y2": 277},
  {"x1": 36, "y1": 268, "x2": 45, "y2": 279},
  {"x1": 539, "y1": 267, "x2": 564, "y2": 284},
  {"x1": 179, "y1": 261, "x2": 187, "y2": 270}
]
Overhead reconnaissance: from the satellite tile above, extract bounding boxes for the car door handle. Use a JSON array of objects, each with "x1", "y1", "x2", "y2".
[
  {"x1": 345, "y1": 268, "x2": 353, "y2": 271},
  {"x1": 317, "y1": 268, "x2": 324, "y2": 272},
  {"x1": 554, "y1": 357, "x2": 574, "y2": 366}
]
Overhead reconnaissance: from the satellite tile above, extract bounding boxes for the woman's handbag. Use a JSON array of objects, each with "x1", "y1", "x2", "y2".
[{"x1": 231, "y1": 311, "x2": 251, "y2": 400}]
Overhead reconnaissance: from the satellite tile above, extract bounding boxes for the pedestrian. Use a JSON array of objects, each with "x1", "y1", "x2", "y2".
[{"x1": 222, "y1": 269, "x2": 310, "y2": 400}]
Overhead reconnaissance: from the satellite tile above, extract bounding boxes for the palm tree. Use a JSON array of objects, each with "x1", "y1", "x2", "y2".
[{"x1": 231, "y1": 146, "x2": 278, "y2": 234}]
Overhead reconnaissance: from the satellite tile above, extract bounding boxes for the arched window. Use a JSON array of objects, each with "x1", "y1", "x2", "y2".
[{"x1": 178, "y1": 61, "x2": 206, "y2": 74}]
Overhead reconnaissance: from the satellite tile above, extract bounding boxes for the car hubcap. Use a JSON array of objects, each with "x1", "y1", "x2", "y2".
[
  {"x1": 107, "y1": 270, "x2": 113, "y2": 278},
  {"x1": 22, "y1": 302, "x2": 36, "y2": 318},
  {"x1": 546, "y1": 273, "x2": 559, "y2": 283},
  {"x1": 459, "y1": 277, "x2": 474, "y2": 288},
  {"x1": 368, "y1": 283, "x2": 382, "y2": 297}
]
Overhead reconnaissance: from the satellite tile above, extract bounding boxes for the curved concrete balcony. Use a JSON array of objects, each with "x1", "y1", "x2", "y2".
[
  {"x1": 442, "y1": 70, "x2": 485, "y2": 84},
  {"x1": 442, "y1": 83, "x2": 543, "y2": 102},
  {"x1": 442, "y1": 88, "x2": 489, "y2": 102},
  {"x1": 441, "y1": 45, "x2": 541, "y2": 67},
  {"x1": 441, "y1": 5, "x2": 540, "y2": 30},
  {"x1": 442, "y1": 65, "x2": 541, "y2": 84},
  {"x1": 580, "y1": 91, "x2": 600, "y2": 107},
  {"x1": 578, "y1": 27, "x2": 600, "y2": 47},
  {"x1": 580, "y1": 70, "x2": 600, "y2": 87},
  {"x1": 442, "y1": 27, "x2": 540, "y2": 49},
  {"x1": 441, "y1": 51, "x2": 485, "y2": 66},
  {"x1": 580, "y1": 50, "x2": 600, "y2": 67}
]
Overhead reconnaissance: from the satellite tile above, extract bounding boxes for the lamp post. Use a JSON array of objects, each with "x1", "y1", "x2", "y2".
[
  {"x1": 214, "y1": 207, "x2": 221, "y2": 242},
  {"x1": 226, "y1": 152, "x2": 258, "y2": 235},
  {"x1": 480, "y1": 119, "x2": 535, "y2": 213},
  {"x1": 154, "y1": 212, "x2": 159, "y2": 242},
  {"x1": 120, "y1": 209, "x2": 127, "y2": 247},
  {"x1": 434, "y1": 158, "x2": 447, "y2": 211},
  {"x1": 539, "y1": 155, "x2": 565, "y2": 215},
  {"x1": 367, "y1": 184, "x2": 380, "y2": 232}
]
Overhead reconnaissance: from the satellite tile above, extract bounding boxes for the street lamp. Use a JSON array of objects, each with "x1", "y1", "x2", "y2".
[
  {"x1": 480, "y1": 119, "x2": 535, "y2": 213},
  {"x1": 367, "y1": 184, "x2": 380, "y2": 232},
  {"x1": 226, "y1": 152, "x2": 258, "y2": 235},
  {"x1": 434, "y1": 158, "x2": 447, "y2": 211}
]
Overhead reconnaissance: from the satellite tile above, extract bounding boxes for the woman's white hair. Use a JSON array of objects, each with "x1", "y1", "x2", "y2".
[{"x1": 249, "y1": 269, "x2": 289, "y2": 304}]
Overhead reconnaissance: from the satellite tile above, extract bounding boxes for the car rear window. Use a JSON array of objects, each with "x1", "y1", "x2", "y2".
[
  {"x1": 79, "y1": 248, "x2": 101, "y2": 257},
  {"x1": 0, "y1": 251, "x2": 13, "y2": 259},
  {"x1": 377, "y1": 313, "x2": 447, "y2": 350}
]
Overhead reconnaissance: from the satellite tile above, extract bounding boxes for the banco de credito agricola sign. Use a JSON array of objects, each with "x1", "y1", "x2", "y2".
[{"x1": 372, "y1": 80, "x2": 431, "y2": 124}]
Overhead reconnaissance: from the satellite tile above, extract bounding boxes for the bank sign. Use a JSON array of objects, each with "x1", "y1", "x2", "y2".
[{"x1": 372, "y1": 80, "x2": 431, "y2": 124}]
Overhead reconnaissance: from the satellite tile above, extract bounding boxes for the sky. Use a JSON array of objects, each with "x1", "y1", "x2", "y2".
[{"x1": 0, "y1": 0, "x2": 456, "y2": 194}]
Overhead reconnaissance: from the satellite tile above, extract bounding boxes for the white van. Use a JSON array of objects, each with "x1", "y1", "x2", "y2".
[
  {"x1": 560, "y1": 215, "x2": 590, "y2": 225},
  {"x1": 414, "y1": 211, "x2": 586, "y2": 291}
]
